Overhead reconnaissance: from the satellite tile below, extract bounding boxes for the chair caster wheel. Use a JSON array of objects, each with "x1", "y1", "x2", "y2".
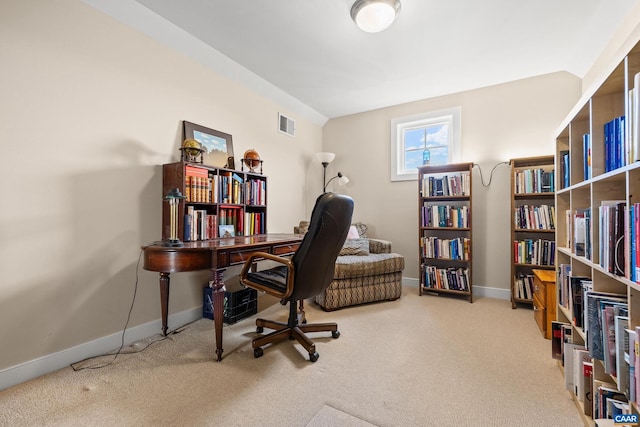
[
  {"x1": 309, "y1": 352, "x2": 319, "y2": 362},
  {"x1": 332, "y1": 330, "x2": 340, "y2": 339},
  {"x1": 256, "y1": 326, "x2": 264, "y2": 333},
  {"x1": 254, "y1": 348, "x2": 264, "y2": 358}
]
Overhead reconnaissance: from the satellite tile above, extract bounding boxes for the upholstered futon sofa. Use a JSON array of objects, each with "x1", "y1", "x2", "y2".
[{"x1": 294, "y1": 221, "x2": 405, "y2": 310}]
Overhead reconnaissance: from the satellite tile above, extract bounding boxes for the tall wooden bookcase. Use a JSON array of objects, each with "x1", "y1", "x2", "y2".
[
  {"x1": 510, "y1": 156, "x2": 556, "y2": 309},
  {"x1": 418, "y1": 162, "x2": 473, "y2": 302},
  {"x1": 162, "y1": 161, "x2": 267, "y2": 241},
  {"x1": 554, "y1": 37, "x2": 640, "y2": 424}
]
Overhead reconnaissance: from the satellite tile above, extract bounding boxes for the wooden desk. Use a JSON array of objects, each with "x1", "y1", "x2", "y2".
[{"x1": 142, "y1": 234, "x2": 303, "y2": 361}]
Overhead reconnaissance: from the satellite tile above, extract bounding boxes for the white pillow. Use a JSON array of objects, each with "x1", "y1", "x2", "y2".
[{"x1": 346, "y1": 225, "x2": 360, "y2": 239}]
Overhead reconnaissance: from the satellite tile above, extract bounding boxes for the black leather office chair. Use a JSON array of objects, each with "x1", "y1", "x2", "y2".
[{"x1": 239, "y1": 193, "x2": 354, "y2": 362}]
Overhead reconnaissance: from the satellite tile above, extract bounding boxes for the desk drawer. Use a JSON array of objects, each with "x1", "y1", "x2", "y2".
[
  {"x1": 227, "y1": 245, "x2": 271, "y2": 265},
  {"x1": 533, "y1": 275, "x2": 546, "y2": 308},
  {"x1": 273, "y1": 242, "x2": 300, "y2": 256}
]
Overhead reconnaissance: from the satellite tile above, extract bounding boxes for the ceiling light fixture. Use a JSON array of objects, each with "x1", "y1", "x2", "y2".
[{"x1": 351, "y1": 0, "x2": 401, "y2": 33}]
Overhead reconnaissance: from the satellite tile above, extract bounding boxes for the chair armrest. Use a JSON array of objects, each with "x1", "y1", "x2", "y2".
[
  {"x1": 239, "y1": 251, "x2": 296, "y2": 299},
  {"x1": 368, "y1": 238, "x2": 392, "y2": 254}
]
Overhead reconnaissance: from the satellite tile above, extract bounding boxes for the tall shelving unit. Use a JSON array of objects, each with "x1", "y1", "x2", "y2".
[
  {"x1": 554, "y1": 38, "x2": 640, "y2": 424},
  {"x1": 510, "y1": 156, "x2": 556, "y2": 309},
  {"x1": 418, "y1": 162, "x2": 473, "y2": 303}
]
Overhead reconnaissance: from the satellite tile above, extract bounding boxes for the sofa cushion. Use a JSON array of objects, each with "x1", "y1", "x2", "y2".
[
  {"x1": 339, "y1": 238, "x2": 370, "y2": 256},
  {"x1": 334, "y1": 253, "x2": 405, "y2": 279}
]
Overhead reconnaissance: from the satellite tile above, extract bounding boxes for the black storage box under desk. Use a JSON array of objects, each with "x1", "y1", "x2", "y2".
[{"x1": 203, "y1": 277, "x2": 257, "y2": 324}]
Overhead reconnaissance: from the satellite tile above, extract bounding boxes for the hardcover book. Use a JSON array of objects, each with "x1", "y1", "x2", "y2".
[{"x1": 551, "y1": 321, "x2": 566, "y2": 360}]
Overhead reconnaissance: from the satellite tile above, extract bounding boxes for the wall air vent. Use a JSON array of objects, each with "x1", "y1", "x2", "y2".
[{"x1": 279, "y1": 113, "x2": 295, "y2": 137}]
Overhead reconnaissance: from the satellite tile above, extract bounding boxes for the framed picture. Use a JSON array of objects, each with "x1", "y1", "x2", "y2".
[
  {"x1": 219, "y1": 224, "x2": 235, "y2": 238},
  {"x1": 183, "y1": 121, "x2": 234, "y2": 168}
]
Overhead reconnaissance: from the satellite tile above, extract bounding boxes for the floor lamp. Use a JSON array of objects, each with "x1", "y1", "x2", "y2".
[{"x1": 315, "y1": 152, "x2": 349, "y2": 193}]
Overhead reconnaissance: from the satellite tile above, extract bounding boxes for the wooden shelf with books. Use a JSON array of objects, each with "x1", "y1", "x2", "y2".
[
  {"x1": 162, "y1": 161, "x2": 267, "y2": 242},
  {"x1": 418, "y1": 162, "x2": 473, "y2": 303},
  {"x1": 552, "y1": 37, "x2": 640, "y2": 425},
  {"x1": 510, "y1": 156, "x2": 556, "y2": 310}
]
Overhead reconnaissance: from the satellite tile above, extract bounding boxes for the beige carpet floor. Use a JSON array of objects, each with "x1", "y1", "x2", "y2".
[{"x1": 0, "y1": 286, "x2": 583, "y2": 426}]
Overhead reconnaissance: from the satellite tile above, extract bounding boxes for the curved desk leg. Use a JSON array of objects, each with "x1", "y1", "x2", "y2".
[
  {"x1": 211, "y1": 270, "x2": 225, "y2": 361},
  {"x1": 159, "y1": 272, "x2": 170, "y2": 336}
]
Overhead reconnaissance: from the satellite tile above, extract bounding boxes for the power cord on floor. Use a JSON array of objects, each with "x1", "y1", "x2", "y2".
[
  {"x1": 473, "y1": 161, "x2": 509, "y2": 187},
  {"x1": 70, "y1": 242, "x2": 189, "y2": 371}
]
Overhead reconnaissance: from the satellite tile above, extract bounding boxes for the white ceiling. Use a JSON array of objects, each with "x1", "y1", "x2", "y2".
[{"x1": 86, "y1": 0, "x2": 637, "y2": 123}]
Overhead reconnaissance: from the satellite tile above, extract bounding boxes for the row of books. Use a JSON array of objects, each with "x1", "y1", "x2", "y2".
[
  {"x1": 184, "y1": 207, "x2": 217, "y2": 241},
  {"x1": 420, "y1": 205, "x2": 469, "y2": 228},
  {"x1": 185, "y1": 165, "x2": 212, "y2": 203},
  {"x1": 514, "y1": 204, "x2": 555, "y2": 230},
  {"x1": 185, "y1": 165, "x2": 266, "y2": 205},
  {"x1": 218, "y1": 207, "x2": 266, "y2": 236},
  {"x1": 568, "y1": 202, "x2": 640, "y2": 283},
  {"x1": 512, "y1": 238, "x2": 555, "y2": 266},
  {"x1": 604, "y1": 115, "x2": 626, "y2": 173},
  {"x1": 419, "y1": 236, "x2": 470, "y2": 261},
  {"x1": 513, "y1": 167, "x2": 554, "y2": 194},
  {"x1": 557, "y1": 265, "x2": 588, "y2": 326},
  {"x1": 595, "y1": 202, "x2": 640, "y2": 282},
  {"x1": 184, "y1": 207, "x2": 266, "y2": 240},
  {"x1": 421, "y1": 266, "x2": 470, "y2": 291},
  {"x1": 244, "y1": 212, "x2": 266, "y2": 236},
  {"x1": 218, "y1": 173, "x2": 245, "y2": 204},
  {"x1": 245, "y1": 179, "x2": 266, "y2": 206},
  {"x1": 599, "y1": 201, "x2": 626, "y2": 277},
  {"x1": 421, "y1": 173, "x2": 470, "y2": 197},
  {"x1": 513, "y1": 273, "x2": 534, "y2": 300}
]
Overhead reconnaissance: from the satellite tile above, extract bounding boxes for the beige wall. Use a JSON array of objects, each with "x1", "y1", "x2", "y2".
[
  {"x1": 323, "y1": 73, "x2": 582, "y2": 294},
  {"x1": 0, "y1": 0, "x2": 322, "y2": 375}
]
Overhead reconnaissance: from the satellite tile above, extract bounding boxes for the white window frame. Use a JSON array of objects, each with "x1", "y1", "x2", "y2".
[{"x1": 390, "y1": 107, "x2": 461, "y2": 181}]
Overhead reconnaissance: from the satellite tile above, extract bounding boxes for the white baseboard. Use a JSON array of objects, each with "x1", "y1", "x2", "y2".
[
  {"x1": 402, "y1": 277, "x2": 510, "y2": 301},
  {"x1": 0, "y1": 307, "x2": 202, "y2": 391},
  {"x1": 472, "y1": 285, "x2": 510, "y2": 300}
]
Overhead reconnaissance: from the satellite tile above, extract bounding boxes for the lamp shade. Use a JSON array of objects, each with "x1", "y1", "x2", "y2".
[
  {"x1": 315, "y1": 152, "x2": 336, "y2": 164},
  {"x1": 351, "y1": 0, "x2": 401, "y2": 33}
]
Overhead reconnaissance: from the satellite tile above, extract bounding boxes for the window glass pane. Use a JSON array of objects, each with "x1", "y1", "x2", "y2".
[
  {"x1": 405, "y1": 149, "x2": 423, "y2": 170},
  {"x1": 426, "y1": 124, "x2": 448, "y2": 149},
  {"x1": 390, "y1": 107, "x2": 461, "y2": 181},
  {"x1": 429, "y1": 147, "x2": 449, "y2": 165},
  {"x1": 403, "y1": 128, "x2": 425, "y2": 150}
]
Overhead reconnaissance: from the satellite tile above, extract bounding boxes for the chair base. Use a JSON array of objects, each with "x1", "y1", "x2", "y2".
[{"x1": 252, "y1": 304, "x2": 339, "y2": 362}]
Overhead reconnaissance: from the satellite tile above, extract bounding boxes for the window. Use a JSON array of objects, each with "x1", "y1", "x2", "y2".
[{"x1": 390, "y1": 107, "x2": 461, "y2": 181}]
